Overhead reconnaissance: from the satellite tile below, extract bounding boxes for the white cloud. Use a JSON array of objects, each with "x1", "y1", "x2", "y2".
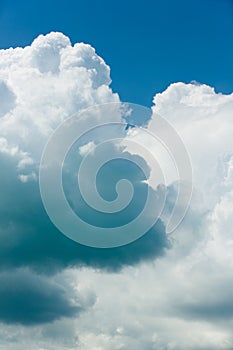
[
  {"x1": 79, "y1": 141, "x2": 96, "y2": 157},
  {"x1": 152, "y1": 82, "x2": 233, "y2": 207},
  {"x1": 64, "y1": 83, "x2": 233, "y2": 350},
  {"x1": 0, "y1": 31, "x2": 119, "y2": 169},
  {"x1": 0, "y1": 32, "x2": 233, "y2": 350}
]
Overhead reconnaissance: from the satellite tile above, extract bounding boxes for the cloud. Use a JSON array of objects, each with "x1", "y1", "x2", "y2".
[
  {"x1": 152, "y1": 82, "x2": 233, "y2": 202},
  {"x1": 45, "y1": 83, "x2": 233, "y2": 350},
  {"x1": 0, "y1": 31, "x2": 169, "y2": 347},
  {"x1": 0, "y1": 32, "x2": 118, "y2": 165},
  {"x1": 0, "y1": 32, "x2": 169, "y2": 276},
  {"x1": 0, "y1": 81, "x2": 16, "y2": 117},
  {"x1": 0, "y1": 149, "x2": 169, "y2": 273},
  {"x1": 0, "y1": 268, "x2": 93, "y2": 326},
  {"x1": 0, "y1": 32, "x2": 233, "y2": 350},
  {"x1": 67, "y1": 83, "x2": 233, "y2": 350},
  {"x1": 31, "y1": 32, "x2": 71, "y2": 74}
]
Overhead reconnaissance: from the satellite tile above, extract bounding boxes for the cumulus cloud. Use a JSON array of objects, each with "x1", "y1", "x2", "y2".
[
  {"x1": 0, "y1": 30, "x2": 168, "y2": 268},
  {"x1": 0, "y1": 32, "x2": 118, "y2": 162},
  {"x1": 72, "y1": 82, "x2": 233, "y2": 350},
  {"x1": 0, "y1": 32, "x2": 170, "y2": 332},
  {"x1": 0, "y1": 31, "x2": 233, "y2": 350},
  {"x1": 48, "y1": 83, "x2": 232, "y2": 350},
  {"x1": 152, "y1": 82, "x2": 233, "y2": 202}
]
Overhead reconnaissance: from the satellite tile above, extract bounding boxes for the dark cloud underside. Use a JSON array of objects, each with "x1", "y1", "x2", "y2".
[{"x1": 0, "y1": 269, "x2": 83, "y2": 325}]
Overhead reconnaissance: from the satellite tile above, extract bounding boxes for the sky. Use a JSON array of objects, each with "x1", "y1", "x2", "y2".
[
  {"x1": 0, "y1": 1, "x2": 233, "y2": 349},
  {"x1": 0, "y1": 0, "x2": 233, "y2": 105}
]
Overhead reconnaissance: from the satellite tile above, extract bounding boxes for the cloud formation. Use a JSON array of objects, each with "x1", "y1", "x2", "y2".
[
  {"x1": 0, "y1": 31, "x2": 169, "y2": 269},
  {"x1": 0, "y1": 33, "x2": 169, "y2": 326},
  {"x1": 0, "y1": 32, "x2": 233, "y2": 350}
]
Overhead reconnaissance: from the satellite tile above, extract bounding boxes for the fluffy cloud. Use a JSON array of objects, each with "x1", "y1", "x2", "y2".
[
  {"x1": 0, "y1": 32, "x2": 169, "y2": 330},
  {"x1": 61, "y1": 83, "x2": 232, "y2": 350},
  {"x1": 152, "y1": 82, "x2": 233, "y2": 202},
  {"x1": 0, "y1": 31, "x2": 168, "y2": 268},
  {"x1": 0, "y1": 32, "x2": 118, "y2": 163},
  {"x1": 0, "y1": 32, "x2": 233, "y2": 350}
]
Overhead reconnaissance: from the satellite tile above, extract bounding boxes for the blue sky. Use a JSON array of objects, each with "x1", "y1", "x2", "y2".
[{"x1": 0, "y1": 0, "x2": 232, "y2": 105}]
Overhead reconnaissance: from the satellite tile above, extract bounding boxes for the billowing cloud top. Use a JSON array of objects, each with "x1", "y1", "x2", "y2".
[{"x1": 0, "y1": 32, "x2": 118, "y2": 166}]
